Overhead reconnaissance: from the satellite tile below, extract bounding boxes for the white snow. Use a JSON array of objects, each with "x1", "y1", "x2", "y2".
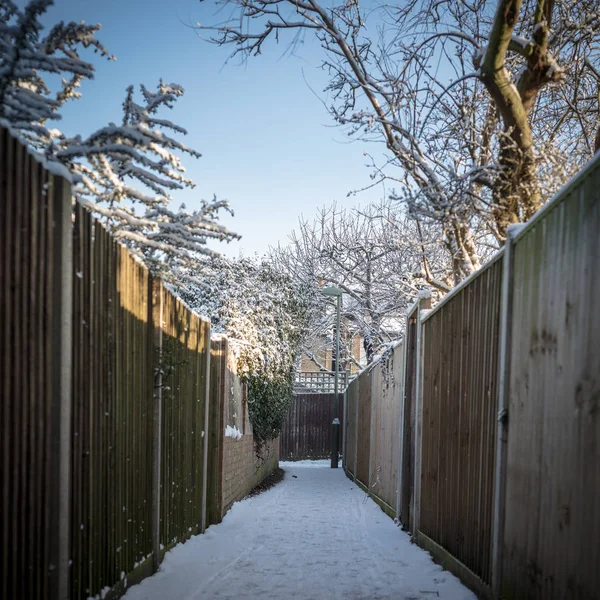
[
  {"x1": 507, "y1": 223, "x2": 527, "y2": 237},
  {"x1": 224, "y1": 425, "x2": 242, "y2": 440},
  {"x1": 122, "y1": 462, "x2": 476, "y2": 600}
]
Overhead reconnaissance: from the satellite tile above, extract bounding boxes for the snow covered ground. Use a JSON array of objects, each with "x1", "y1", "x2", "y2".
[{"x1": 123, "y1": 461, "x2": 476, "y2": 600}]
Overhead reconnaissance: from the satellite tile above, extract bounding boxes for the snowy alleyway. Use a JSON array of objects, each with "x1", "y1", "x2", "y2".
[{"x1": 123, "y1": 462, "x2": 476, "y2": 600}]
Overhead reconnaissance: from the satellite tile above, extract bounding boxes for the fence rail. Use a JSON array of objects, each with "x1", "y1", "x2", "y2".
[{"x1": 343, "y1": 153, "x2": 600, "y2": 599}]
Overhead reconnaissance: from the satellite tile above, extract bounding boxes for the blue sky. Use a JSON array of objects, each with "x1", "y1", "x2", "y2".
[{"x1": 40, "y1": 0, "x2": 388, "y2": 257}]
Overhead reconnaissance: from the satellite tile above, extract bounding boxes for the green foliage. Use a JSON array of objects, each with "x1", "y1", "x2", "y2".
[{"x1": 245, "y1": 368, "x2": 294, "y2": 444}]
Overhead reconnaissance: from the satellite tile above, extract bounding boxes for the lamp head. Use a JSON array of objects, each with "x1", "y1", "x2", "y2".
[{"x1": 321, "y1": 286, "x2": 343, "y2": 297}]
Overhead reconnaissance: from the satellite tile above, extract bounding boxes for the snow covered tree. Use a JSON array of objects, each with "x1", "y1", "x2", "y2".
[
  {"x1": 271, "y1": 201, "x2": 443, "y2": 363},
  {"x1": 1, "y1": 1, "x2": 239, "y2": 283},
  {"x1": 54, "y1": 81, "x2": 240, "y2": 284},
  {"x1": 198, "y1": 0, "x2": 600, "y2": 284},
  {"x1": 0, "y1": 0, "x2": 111, "y2": 147},
  {"x1": 180, "y1": 256, "x2": 316, "y2": 443}
]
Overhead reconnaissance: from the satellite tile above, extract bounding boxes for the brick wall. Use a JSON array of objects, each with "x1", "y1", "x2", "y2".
[
  {"x1": 219, "y1": 346, "x2": 280, "y2": 517},
  {"x1": 221, "y1": 436, "x2": 279, "y2": 515}
]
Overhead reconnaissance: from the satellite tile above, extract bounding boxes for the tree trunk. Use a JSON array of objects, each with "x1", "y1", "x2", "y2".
[
  {"x1": 493, "y1": 139, "x2": 541, "y2": 237},
  {"x1": 444, "y1": 217, "x2": 481, "y2": 285}
]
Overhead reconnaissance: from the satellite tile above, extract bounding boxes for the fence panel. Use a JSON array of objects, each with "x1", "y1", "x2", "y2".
[
  {"x1": 356, "y1": 369, "x2": 373, "y2": 487},
  {"x1": 502, "y1": 156, "x2": 600, "y2": 600},
  {"x1": 368, "y1": 343, "x2": 403, "y2": 512},
  {"x1": 70, "y1": 205, "x2": 154, "y2": 599},
  {"x1": 418, "y1": 255, "x2": 503, "y2": 588},
  {"x1": 0, "y1": 128, "x2": 70, "y2": 600},
  {"x1": 207, "y1": 337, "x2": 227, "y2": 525},
  {"x1": 280, "y1": 393, "x2": 344, "y2": 460},
  {"x1": 157, "y1": 285, "x2": 210, "y2": 553},
  {"x1": 344, "y1": 378, "x2": 359, "y2": 476}
]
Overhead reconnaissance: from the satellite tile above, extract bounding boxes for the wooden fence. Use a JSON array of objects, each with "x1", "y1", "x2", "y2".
[
  {"x1": 500, "y1": 154, "x2": 600, "y2": 599},
  {"x1": 1, "y1": 127, "x2": 72, "y2": 600},
  {"x1": 1, "y1": 127, "x2": 276, "y2": 600},
  {"x1": 280, "y1": 393, "x2": 344, "y2": 460},
  {"x1": 418, "y1": 255, "x2": 503, "y2": 593},
  {"x1": 343, "y1": 342, "x2": 404, "y2": 516},
  {"x1": 343, "y1": 153, "x2": 600, "y2": 599},
  {"x1": 70, "y1": 205, "x2": 156, "y2": 598}
]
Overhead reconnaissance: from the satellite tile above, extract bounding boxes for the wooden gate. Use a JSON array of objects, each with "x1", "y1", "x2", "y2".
[{"x1": 280, "y1": 393, "x2": 344, "y2": 460}]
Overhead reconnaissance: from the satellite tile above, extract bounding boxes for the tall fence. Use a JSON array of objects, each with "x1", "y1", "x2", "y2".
[
  {"x1": 280, "y1": 393, "x2": 344, "y2": 460},
  {"x1": 417, "y1": 254, "x2": 503, "y2": 594},
  {"x1": 343, "y1": 153, "x2": 600, "y2": 599},
  {"x1": 70, "y1": 205, "x2": 156, "y2": 598},
  {"x1": 344, "y1": 342, "x2": 404, "y2": 515},
  {"x1": 1, "y1": 127, "x2": 72, "y2": 600},
  {"x1": 1, "y1": 127, "x2": 279, "y2": 600},
  {"x1": 500, "y1": 156, "x2": 600, "y2": 599}
]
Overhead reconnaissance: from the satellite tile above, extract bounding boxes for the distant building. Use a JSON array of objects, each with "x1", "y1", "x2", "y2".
[{"x1": 299, "y1": 333, "x2": 365, "y2": 375}]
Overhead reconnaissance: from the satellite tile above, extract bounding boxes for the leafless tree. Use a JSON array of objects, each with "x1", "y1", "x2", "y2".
[
  {"x1": 271, "y1": 201, "x2": 442, "y2": 363},
  {"x1": 198, "y1": 0, "x2": 599, "y2": 284}
]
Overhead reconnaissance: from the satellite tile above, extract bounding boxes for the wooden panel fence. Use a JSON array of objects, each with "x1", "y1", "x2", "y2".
[
  {"x1": 367, "y1": 343, "x2": 403, "y2": 512},
  {"x1": 355, "y1": 369, "x2": 372, "y2": 487},
  {"x1": 418, "y1": 254, "x2": 503, "y2": 590},
  {"x1": 280, "y1": 393, "x2": 344, "y2": 460},
  {"x1": 1, "y1": 126, "x2": 277, "y2": 600},
  {"x1": 71, "y1": 204, "x2": 155, "y2": 598},
  {"x1": 399, "y1": 307, "x2": 421, "y2": 530},
  {"x1": 343, "y1": 342, "x2": 404, "y2": 516},
  {"x1": 156, "y1": 283, "x2": 211, "y2": 554},
  {"x1": 343, "y1": 154, "x2": 600, "y2": 600},
  {"x1": 1, "y1": 127, "x2": 72, "y2": 600},
  {"x1": 501, "y1": 155, "x2": 600, "y2": 600},
  {"x1": 207, "y1": 337, "x2": 227, "y2": 526},
  {"x1": 344, "y1": 378, "x2": 359, "y2": 477}
]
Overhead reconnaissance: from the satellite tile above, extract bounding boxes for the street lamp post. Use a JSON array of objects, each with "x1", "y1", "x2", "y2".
[{"x1": 321, "y1": 286, "x2": 343, "y2": 468}]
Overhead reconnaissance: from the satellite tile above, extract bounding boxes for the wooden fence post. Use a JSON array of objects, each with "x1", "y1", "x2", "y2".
[
  {"x1": 200, "y1": 320, "x2": 211, "y2": 533},
  {"x1": 353, "y1": 380, "x2": 359, "y2": 482},
  {"x1": 49, "y1": 176, "x2": 73, "y2": 600},
  {"x1": 218, "y1": 338, "x2": 228, "y2": 520},
  {"x1": 342, "y1": 387, "x2": 348, "y2": 470},
  {"x1": 491, "y1": 239, "x2": 514, "y2": 599},
  {"x1": 151, "y1": 280, "x2": 163, "y2": 572},
  {"x1": 396, "y1": 307, "x2": 410, "y2": 519},
  {"x1": 411, "y1": 294, "x2": 431, "y2": 535},
  {"x1": 397, "y1": 293, "x2": 431, "y2": 529}
]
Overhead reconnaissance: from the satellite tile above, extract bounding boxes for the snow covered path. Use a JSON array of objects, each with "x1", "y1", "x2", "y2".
[{"x1": 123, "y1": 461, "x2": 476, "y2": 600}]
